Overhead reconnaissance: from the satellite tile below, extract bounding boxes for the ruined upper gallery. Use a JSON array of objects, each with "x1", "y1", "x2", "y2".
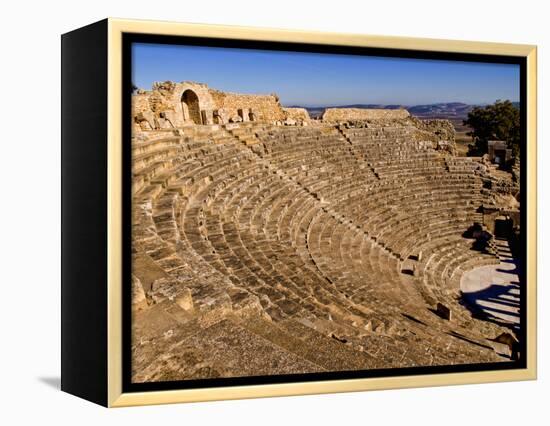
[{"x1": 132, "y1": 81, "x2": 418, "y2": 129}]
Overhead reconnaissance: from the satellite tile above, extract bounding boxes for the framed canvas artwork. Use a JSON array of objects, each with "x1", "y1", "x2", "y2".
[{"x1": 61, "y1": 18, "x2": 537, "y2": 407}]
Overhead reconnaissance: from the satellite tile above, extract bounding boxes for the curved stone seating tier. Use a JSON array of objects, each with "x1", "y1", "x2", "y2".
[
  {"x1": 308, "y1": 213, "x2": 404, "y2": 310},
  {"x1": 342, "y1": 126, "x2": 416, "y2": 142},
  {"x1": 418, "y1": 237, "x2": 497, "y2": 293},
  {"x1": 132, "y1": 192, "x2": 249, "y2": 321},
  {"x1": 132, "y1": 137, "x2": 224, "y2": 194},
  {"x1": 144, "y1": 135, "x2": 372, "y2": 329},
  {"x1": 198, "y1": 175, "x2": 380, "y2": 328},
  {"x1": 132, "y1": 137, "x2": 183, "y2": 172},
  {"x1": 417, "y1": 245, "x2": 501, "y2": 334},
  {"x1": 323, "y1": 178, "x2": 485, "y2": 261},
  {"x1": 131, "y1": 124, "x2": 509, "y2": 375}
]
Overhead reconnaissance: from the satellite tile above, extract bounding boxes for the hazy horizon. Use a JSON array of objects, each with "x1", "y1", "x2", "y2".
[
  {"x1": 132, "y1": 43, "x2": 520, "y2": 106},
  {"x1": 279, "y1": 100, "x2": 518, "y2": 108}
]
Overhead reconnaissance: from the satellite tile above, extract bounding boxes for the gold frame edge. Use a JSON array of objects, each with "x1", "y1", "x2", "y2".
[{"x1": 106, "y1": 17, "x2": 537, "y2": 407}]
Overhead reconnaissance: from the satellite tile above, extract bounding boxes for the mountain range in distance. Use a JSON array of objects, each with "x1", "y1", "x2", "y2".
[{"x1": 288, "y1": 102, "x2": 520, "y2": 120}]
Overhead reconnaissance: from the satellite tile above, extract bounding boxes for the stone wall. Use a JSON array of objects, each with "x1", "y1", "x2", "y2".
[
  {"x1": 410, "y1": 118, "x2": 457, "y2": 154},
  {"x1": 132, "y1": 81, "x2": 286, "y2": 129},
  {"x1": 282, "y1": 107, "x2": 311, "y2": 123},
  {"x1": 132, "y1": 94, "x2": 156, "y2": 131},
  {"x1": 415, "y1": 119, "x2": 456, "y2": 141},
  {"x1": 133, "y1": 81, "x2": 214, "y2": 129},
  {"x1": 322, "y1": 108, "x2": 410, "y2": 122},
  {"x1": 211, "y1": 90, "x2": 285, "y2": 123},
  {"x1": 132, "y1": 93, "x2": 151, "y2": 115}
]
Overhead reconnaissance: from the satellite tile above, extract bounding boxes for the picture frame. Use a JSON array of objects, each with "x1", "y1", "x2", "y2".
[{"x1": 61, "y1": 18, "x2": 537, "y2": 407}]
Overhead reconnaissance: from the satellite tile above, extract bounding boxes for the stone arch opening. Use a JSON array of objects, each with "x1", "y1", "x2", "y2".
[{"x1": 181, "y1": 89, "x2": 202, "y2": 125}]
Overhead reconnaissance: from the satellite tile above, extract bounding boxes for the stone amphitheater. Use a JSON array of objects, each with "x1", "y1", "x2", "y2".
[{"x1": 131, "y1": 81, "x2": 522, "y2": 383}]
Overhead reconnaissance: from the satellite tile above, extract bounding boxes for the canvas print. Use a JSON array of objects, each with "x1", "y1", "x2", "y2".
[{"x1": 129, "y1": 42, "x2": 523, "y2": 385}]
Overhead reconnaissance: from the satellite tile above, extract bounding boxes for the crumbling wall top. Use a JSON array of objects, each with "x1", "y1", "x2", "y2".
[
  {"x1": 322, "y1": 108, "x2": 410, "y2": 122},
  {"x1": 282, "y1": 107, "x2": 311, "y2": 123}
]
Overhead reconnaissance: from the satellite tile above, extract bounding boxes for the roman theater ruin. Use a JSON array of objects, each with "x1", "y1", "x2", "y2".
[{"x1": 131, "y1": 81, "x2": 522, "y2": 382}]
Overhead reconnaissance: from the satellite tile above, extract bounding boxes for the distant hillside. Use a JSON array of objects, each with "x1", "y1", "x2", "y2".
[{"x1": 407, "y1": 102, "x2": 473, "y2": 118}]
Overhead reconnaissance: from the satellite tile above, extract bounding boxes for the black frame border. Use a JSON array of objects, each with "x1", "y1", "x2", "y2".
[
  {"x1": 122, "y1": 32, "x2": 528, "y2": 394},
  {"x1": 61, "y1": 19, "x2": 109, "y2": 406}
]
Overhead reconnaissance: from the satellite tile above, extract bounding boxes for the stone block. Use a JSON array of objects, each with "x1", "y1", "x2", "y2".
[
  {"x1": 160, "y1": 110, "x2": 177, "y2": 127},
  {"x1": 201, "y1": 109, "x2": 214, "y2": 125},
  {"x1": 436, "y1": 303, "x2": 452, "y2": 320},
  {"x1": 176, "y1": 287, "x2": 194, "y2": 311},
  {"x1": 492, "y1": 332, "x2": 520, "y2": 360},
  {"x1": 284, "y1": 118, "x2": 297, "y2": 126},
  {"x1": 132, "y1": 275, "x2": 148, "y2": 311},
  {"x1": 135, "y1": 110, "x2": 157, "y2": 130},
  {"x1": 238, "y1": 108, "x2": 250, "y2": 122},
  {"x1": 213, "y1": 108, "x2": 228, "y2": 124},
  {"x1": 157, "y1": 117, "x2": 173, "y2": 129}
]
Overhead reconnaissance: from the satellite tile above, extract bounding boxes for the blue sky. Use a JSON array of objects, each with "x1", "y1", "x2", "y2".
[{"x1": 132, "y1": 43, "x2": 520, "y2": 106}]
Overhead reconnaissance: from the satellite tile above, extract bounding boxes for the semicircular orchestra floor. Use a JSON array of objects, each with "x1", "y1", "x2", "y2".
[{"x1": 461, "y1": 239, "x2": 521, "y2": 333}]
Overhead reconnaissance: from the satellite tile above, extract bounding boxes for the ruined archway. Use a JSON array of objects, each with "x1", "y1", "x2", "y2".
[{"x1": 181, "y1": 89, "x2": 202, "y2": 125}]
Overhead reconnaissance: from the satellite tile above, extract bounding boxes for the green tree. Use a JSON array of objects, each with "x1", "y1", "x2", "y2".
[{"x1": 463, "y1": 100, "x2": 520, "y2": 156}]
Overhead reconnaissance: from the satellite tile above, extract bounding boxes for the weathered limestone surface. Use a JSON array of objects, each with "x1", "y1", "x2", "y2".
[
  {"x1": 130, "y1": 89, "x2": 521, "y2": 384},
  {"x1": 133, "y1": 81, "x2": 285, "y2": 129},
  {"x1": 283, "y1": 107, "x2": 311, "y2": 123},
  {"x1": 210, "y1": 89, "x2": 285, "y2": 122},
  {"x1": 322, "y1": 107, "x2": 410, "y2": 121},
  {"x1": 411, "y1": 118, "x2": 458, "y2": 154}
]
